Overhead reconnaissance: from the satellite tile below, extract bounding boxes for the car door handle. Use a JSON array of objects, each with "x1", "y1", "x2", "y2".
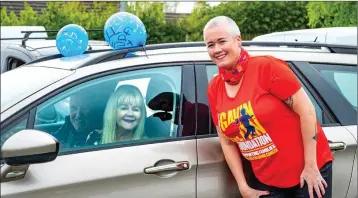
[
  {"x1": 329, "y1": 142, "x2": 346, "y2": 151},
  {"x1": 144, "y1": 161, "x2": 190, "y2": 174}
]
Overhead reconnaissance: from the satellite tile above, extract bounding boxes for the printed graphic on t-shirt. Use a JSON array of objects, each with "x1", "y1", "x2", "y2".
[{"x1": 218, "y1": 101, "x2": 278, "y2": 160}]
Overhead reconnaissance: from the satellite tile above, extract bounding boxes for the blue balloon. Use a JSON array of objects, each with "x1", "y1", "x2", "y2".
[
  {"x1": 104, "y1": 12, "x2": 147, "y2": 50},
  {"x1": 124, "y1": 52, "x2": 137, "y2": 58},
  {"x1": 56, "y1": 24, "x2": 88, "y2": 57}
]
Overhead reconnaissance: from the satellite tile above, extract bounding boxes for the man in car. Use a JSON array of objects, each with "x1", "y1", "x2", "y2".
[{"x1": 52, "y1": 90, "x2": 101, "y2": 149}]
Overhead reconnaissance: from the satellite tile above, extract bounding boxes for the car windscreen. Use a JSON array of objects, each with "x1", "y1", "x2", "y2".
[{"x1": 1, "y1": 66, "x2": 74, "y2": 113}]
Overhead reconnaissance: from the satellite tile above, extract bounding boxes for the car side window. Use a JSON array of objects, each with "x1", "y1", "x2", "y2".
[
  {"x1": 311, "y1": 64, "x2": 357, "y2": 111},
  {"x1": 33, "y1": 66, "x2": 183, "y2": 153},
  {"x1": 7, "y1": 57, "x2": 25, "y2": 71},
  {"x1": 205, "y1": 65, "x2": 328, "y2": 128},
  {"x1": 1, "y1": 115, "x2": 28, "y2": 147}
]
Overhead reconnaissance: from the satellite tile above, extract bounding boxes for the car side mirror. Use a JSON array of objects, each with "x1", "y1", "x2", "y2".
[{"x1": 1, "y1": 129, "x2": 59, "y2": 183}]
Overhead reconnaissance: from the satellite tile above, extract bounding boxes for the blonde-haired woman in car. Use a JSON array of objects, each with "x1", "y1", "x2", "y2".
[{"x1": 86, "y1": 84, "x2": 147, "y2": 145}]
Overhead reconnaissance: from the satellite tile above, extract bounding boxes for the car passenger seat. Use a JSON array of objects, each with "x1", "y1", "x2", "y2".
[{"x1": 144, "y1": 75, "x2": 175, "y2": 138}]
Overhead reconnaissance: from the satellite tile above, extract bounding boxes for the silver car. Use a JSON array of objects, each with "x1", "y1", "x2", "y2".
[{"x1": 1, "y1": 42, "x2": 357, "y2": 198}]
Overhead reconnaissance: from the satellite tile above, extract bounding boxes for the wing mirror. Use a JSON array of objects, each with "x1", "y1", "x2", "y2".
[{"x1": 1, "y1": 129, "x2": 59, "y2": 182}]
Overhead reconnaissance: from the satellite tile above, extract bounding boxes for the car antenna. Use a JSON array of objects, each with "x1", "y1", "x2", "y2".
[
  {"x1": 314, "y1": 36, "x2": 318, "y2": 42},
  {"x1": 141, "y1": 44, "x2": 149, "y2": 59}
]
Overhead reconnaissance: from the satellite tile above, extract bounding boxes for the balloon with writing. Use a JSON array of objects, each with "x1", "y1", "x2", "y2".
[
  {"x1": 104, "y1": 12, "x2": 147, "y2": 50},
  {"x1": 56, "y1": 24, "x2": 88, "y2": 57}
]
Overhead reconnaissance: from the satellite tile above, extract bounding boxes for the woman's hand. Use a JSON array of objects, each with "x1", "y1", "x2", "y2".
[
  {"x1": 240, "y1": 186, "x2": 270, "y2": 198},
  {"x1": 300, "y1": 165, "x2": 327, "y2": 198}
]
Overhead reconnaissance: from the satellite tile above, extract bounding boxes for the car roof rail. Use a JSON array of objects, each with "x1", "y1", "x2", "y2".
[
  {"x1": 24, "y1": 41, "x2": 356, "y2": 69},
  {"x1": 242, "y1": 41, "x2": 357, "y2": 54},
  {"x1": 77, "y1": 42, "x2": 206, "y2": 68},
  {"x1": 73, "y1": 41, "x2": 356, "y2": 68},
  {"x1": 0, "y1": 29, "x2": 104, "y2": 48},
  {"x1": 24, "y1": 42, "x2": 204, "y2": 67},
  {"x1": 24, "y1": 48, "x2": 113, "y2": 66}
]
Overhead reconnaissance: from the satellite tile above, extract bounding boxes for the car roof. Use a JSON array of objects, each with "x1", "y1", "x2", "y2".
[
  {"x1": 1, "y1": 66, "x2": 74, "y2": 113},
  {"x1": 26, "y1": 42, "x2": 357, "y2": 72}
]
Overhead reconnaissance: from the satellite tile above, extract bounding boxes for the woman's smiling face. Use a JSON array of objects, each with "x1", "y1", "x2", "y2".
[
  {"x1": 116, "y1": 101, "x2": 142, "y2": 131},
  {"x1": 204, "y1": 25, "x2": 241, "y2": 70}
]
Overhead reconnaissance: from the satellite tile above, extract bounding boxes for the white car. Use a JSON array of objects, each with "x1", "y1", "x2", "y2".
[
  {"x1": 1, "y1": 41, "x2": 357, "y2": 198},
  {"x1": 252, "y1": 27, "x2": 357, "y2": 46}
]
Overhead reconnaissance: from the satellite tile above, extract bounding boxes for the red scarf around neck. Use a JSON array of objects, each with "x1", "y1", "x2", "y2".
[{"x1": 218, "y1": 48, "x2": 249, "y2": 85}]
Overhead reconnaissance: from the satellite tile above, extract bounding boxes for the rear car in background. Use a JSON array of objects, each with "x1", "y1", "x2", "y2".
[
  {"x1": 252, "y1": 27, "x2": 357, "y2": 46},
  {"x1": 0, "y1": 26, "x2": 111, "y2": 73}
]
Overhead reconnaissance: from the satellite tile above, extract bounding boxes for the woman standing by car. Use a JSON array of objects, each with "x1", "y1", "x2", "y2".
[{"x1": 203, "y1": 16, "x2": 334, "y2": 198}]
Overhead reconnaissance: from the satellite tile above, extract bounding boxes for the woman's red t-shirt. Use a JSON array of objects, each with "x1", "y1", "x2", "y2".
[{"x1": 207, "y1": 55, "x2": 334, "y2": 188}]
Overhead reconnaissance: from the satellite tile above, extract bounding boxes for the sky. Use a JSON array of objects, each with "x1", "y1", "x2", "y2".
[{"x1": 176, "y1": 2, "x2": 221, "y2": 13}]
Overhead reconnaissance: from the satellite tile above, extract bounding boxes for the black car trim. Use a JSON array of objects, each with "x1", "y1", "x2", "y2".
[
  {"x1": 0, "y1": 113, "x2": 30, "y2": 163},
  {"x1": 193, "y1": 62, "x2": 199, "y2": 137},
  {"x1": 1, "y1": 113, "x2": 29, "y2": 136},
  {"x1": 182, "y1": 64, "x2": 197, "y2": 137},
  {"x1": 288, "y1": 62, "x2": 339, "y2": 125},
  {"x1": 196, "y1": 134, "x2": 218, "y2": 139},
  {"x1": 27, "y1": 108, "x2": 36, "y2": 129},
  {"x1": 4, "y1": 151, "x2": 58, "y2": 166},
  {"x1": 293, "y1": 61, "x2": 356, "y2": 125},
  {"x1": 194, "y1": 63, "x2": 214, "y2": 136},
  {"x1": 191, "y1": 61, "x2": 199, "y2": 198}
]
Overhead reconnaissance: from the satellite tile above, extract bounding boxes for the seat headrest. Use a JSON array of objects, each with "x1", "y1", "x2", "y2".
[
  {"x1": 146, "y1": 75, "x2": 173, "y2": 108},
  {"x1": 148, "y1": 92, "x2": 180, "y2": 111}
]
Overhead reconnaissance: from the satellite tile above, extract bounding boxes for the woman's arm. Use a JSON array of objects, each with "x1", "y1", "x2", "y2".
[
  {"x1": 283, "y1": 88, "x2": 327, "y2": 198},
  {"x1": 283, "y1": 87, "x2": 317, "y2": 167}
]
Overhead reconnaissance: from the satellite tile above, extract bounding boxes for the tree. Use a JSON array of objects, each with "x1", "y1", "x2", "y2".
[
  {"x1": 35, "y1": 2, "x2": 118, "y2": 39},
  {"x1": 37, "y1": 2, "x2": 72, "y2": 35},
  {"x1": 307, "y1": 2, "x2": 357, "y2": 28},
  {"x1": 177, "y1": 2, "x2": 213, "y2": 41},
  {"x1": 86, "y1": 2, "x2": 118, "y2": 40},
  {"x1": 1, "y1": 7, "x2": 12, "y2": 25},
  {"x1": 178, "y1": 1, "x2": 309, "y2": 41},
  {"x1": 164, "y1": 2, "x2": 179, "y2": 13},
  {"x1": 126, "y1": 2, "x2": 167, "y2": 44},
  {"x1": 205, "y1": 2, "x2": 308, "y2": 34},
  {"x1": 162, "y1": 20, "x2": 187, "y2": 43},
  {"x1": 19, "y1": 2, "x2": 38, "y2": 26},
  {"x1": 8, "y1": 11, "x2": 20, "y2": 26}
]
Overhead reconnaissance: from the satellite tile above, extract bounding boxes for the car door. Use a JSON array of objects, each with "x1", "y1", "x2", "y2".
[
  {"x1": 194, "y1": 62, "x2": 243, "y2": 198},
  {"x1": 195, "y1": 61, "x2": 357, "y2": 198},
  {"x1": 293, "y1": 62, "x2": 357, "y2": 198},
  {"x1": 1, "y1": 64, "x2": 198, "y2": 198}
]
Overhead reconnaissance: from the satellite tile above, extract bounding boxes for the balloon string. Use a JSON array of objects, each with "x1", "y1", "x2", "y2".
[{"x1": 141, "y1": 45, "x2": 149, "y2": 59}]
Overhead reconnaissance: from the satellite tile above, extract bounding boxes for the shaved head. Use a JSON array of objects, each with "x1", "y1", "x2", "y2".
[{"x1": 203, "y1": 16, "x2": 241, "y2": 40}]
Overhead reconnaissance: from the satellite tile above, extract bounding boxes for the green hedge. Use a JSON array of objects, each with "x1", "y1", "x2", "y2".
[{"x1": 1, "y1": 2, "x2": 356, "y2": 43}]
